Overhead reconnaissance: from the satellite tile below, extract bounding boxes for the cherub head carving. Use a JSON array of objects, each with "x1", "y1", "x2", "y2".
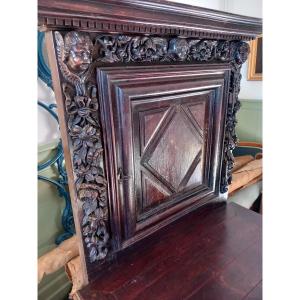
[
  {"x1": 64, "y1": 32, "x2": 93, "y2": 73},
  {"x1": 168, "y1": 38, "x2": 189, "y2": 61},
  {"x1": 236, "y1": 42, "x2": 250, "y2": 65}
]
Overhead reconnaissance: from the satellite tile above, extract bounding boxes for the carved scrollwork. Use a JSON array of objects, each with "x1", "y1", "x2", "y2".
[{"x1": 54, "y1": 30, "x2": 249, "y2": 263}]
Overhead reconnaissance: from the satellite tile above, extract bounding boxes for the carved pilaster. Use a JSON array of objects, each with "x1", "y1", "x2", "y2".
[
  {"x1": 55, "y1": 31, "x2": 109, "y2": 263},
  {"x1": 220, "y1": 41, "x2": 250, "y2": 193}
]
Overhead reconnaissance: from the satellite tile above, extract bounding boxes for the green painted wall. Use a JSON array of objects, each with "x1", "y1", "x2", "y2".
[
  {"x1": 236, "y1": 99, "x2": 262, "y2": 144},
  {"x1": 38, "y1": 140, "x2": 71, "y2": 300}
]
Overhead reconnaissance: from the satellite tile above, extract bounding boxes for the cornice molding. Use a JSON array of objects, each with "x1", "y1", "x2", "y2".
[{"x1": 38, "y1": 0, "x2": 262, "y2": 41}]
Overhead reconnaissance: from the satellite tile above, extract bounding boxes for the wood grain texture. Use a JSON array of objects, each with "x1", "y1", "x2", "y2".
[{"x1": 79, "y1": 202, "x2": 262, "y2": 300}]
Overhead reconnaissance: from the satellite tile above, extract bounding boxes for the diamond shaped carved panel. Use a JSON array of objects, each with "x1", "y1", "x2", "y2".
[{"x1": 144, "y1": 105, "x2": 203, "y2": 192}]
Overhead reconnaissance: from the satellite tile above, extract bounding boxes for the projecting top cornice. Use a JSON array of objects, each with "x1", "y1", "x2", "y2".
[{"x1": 38, "y1": 0, "x2": 262, "y2": 41}]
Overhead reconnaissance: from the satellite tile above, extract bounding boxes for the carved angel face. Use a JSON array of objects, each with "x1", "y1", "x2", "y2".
[
  {"x1": 64, "y1": 32, "x2": 93, "y2": 73},
  {"x1": 168, "y1": 38, "x2": 189, "y2": 60},
  {"x1": 236, "y1": 42, "x2": 250, "y2": 64}
]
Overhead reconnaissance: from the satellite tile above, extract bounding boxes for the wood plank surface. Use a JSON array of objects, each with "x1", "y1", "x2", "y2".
[{"x1": 79, "y1": 202, "x2": 262, "y2": 300}]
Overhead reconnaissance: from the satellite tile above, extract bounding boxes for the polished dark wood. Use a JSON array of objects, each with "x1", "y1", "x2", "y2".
[
  {"x1": 79, "y1": 202, "x2": 262, "y2": 300},
  {"x1": 97, "y1": 64, "x2": 229, "y2": 252},
  {"x1": 38, "y1": 0, "x2": 262, "y2": 40},
  {"x1": 41, "y1": 0, "x2": 262, "y2": 286}
]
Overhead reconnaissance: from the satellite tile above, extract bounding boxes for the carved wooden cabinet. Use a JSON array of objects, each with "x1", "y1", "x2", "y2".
[{"x1": 39, "y1": 0, "x2": 262, "y2": 297}]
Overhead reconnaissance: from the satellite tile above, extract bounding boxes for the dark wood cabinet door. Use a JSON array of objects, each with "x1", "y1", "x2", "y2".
[{"x1": 97, "y1": 64, "x2": 230, "y2": 249}]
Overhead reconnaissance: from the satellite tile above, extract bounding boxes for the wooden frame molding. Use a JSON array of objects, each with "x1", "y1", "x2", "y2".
[{"x1": 248, "y1": 35, "x2": 263, "y2": 80}]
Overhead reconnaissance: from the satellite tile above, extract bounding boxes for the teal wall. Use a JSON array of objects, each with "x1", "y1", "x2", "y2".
[
  {"x1": 38, "y1": 141, "x2": 71, "y2": 300},
  {"x1": 236, "y1": 99, "x2": 262, "y2": 144}
]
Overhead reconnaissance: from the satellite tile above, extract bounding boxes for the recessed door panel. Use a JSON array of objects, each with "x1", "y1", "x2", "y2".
[{"x1": 135, "y1": 92, "x2": 211, "y2": 219}]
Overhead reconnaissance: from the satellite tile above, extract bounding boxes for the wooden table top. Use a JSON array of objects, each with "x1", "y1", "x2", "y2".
[{"x1": 79, "y1": 202, "x2": 262, "y2": 300}]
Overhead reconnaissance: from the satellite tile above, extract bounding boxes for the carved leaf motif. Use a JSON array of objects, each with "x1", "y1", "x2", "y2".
[
  {"x1": 73, "y1": 138, "x2": 82, "y2": 150},
  {"x1": 92, "y1": 34, "x2": 248, "y2": 66},
  {"x1": 89, "y1": 247, "x2": 97, "y2": 263},
  {"x1": 78, "y1": 143, "x2": 87, "y2": 164},
  {"x1": 82, "y1": 198, "x2": 98, "y2": 216},
  {"x1": 82, "y1": 214, "x2": 89, "y2": 227},
  {"x1": 188, "y1": 39, "x2": 201, "y2": 47},
  {"x1": 85, "y1": 173, "x2": 94, "y2": 182},
  {"x1": 95, "y1": 176, "x2": 106, "y2": 185}
]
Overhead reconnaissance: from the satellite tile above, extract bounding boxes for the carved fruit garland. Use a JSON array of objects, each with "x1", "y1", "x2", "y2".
[{"x1": 54, "y1": 30, "x2": 249, "y2": 262}]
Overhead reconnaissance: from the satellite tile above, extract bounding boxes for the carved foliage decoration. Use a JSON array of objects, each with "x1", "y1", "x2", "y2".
[
  {"x1": 55, "y1": 31, "x2": 109, "y2": 263},
  {"x1": 93, "y1": 35, "x2": 237, "y2": 63},
  {"x1": 220, "y1": 41, "x2": 250, "y2": 193},
  {"x1": 54, "y1": 30, "x2": 249, "y2": 263}
]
